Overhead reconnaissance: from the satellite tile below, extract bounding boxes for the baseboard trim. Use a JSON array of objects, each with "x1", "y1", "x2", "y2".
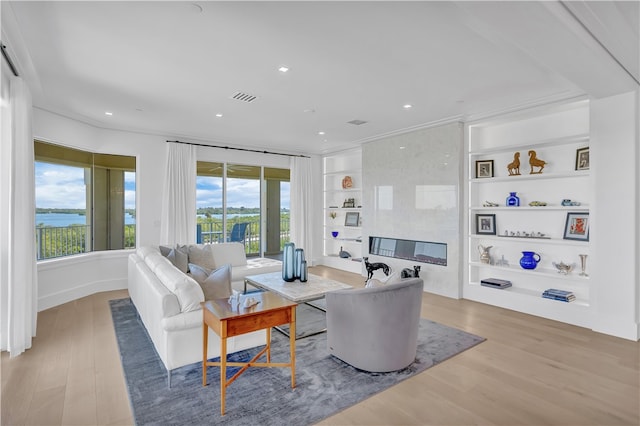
[{"x1": 38, "y1": 278, "x2": 128, "y2": 311}]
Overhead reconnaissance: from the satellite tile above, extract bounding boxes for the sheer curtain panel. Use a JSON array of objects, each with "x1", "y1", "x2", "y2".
[
  {"x1": 290, "y1": 156, "x2": 314, "y2": 263},
  {"x1": 0, "y1": 76, "x2": 38, "y2": 357},
  {"x1": 160, "y1": 142, "x2": 197, "y2": 246}
]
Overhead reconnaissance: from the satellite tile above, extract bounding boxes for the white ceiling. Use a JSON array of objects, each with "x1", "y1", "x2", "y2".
[{"x1": 2, "y1": 1, "x2": 638, "y2": 155}]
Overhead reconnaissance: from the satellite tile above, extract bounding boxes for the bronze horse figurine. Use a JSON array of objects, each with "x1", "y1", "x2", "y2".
[{"x1": 363, "y1": 257, "x2": 390, "y2": 281}]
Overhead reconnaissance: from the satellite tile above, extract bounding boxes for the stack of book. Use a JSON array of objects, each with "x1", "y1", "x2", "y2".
[
  {"x1": 480, "y1": 278, "x2": 512, "y2": 289},
  {"x1": 542, "y1": 288, "x2": 575, "y2": 302}
]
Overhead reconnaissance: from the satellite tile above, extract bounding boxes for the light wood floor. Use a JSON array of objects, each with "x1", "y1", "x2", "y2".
[{"x1": 2, "y1": 266, "x2": 639, "y2": 425}]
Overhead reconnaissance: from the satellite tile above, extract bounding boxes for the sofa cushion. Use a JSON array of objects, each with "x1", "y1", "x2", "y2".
[
  {"x1": 209, "y1": 242, "x2": 247, "y2": 267},
  {"x1": 137, "y1": 245, "x2": 159, "y2": 260},
  {"x1": 151, "y1": 255, "x2": 204, "y2": 312},
  {"x1": 189, "y1": 263, "x2": 232, "y2": 300},
  {"x1": 187, "y1": 244, "x2": 217, "y2": 270}
]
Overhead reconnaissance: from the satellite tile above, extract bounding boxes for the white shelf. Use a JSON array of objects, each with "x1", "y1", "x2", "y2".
[
  {"x1": 324, "y1": 169, "x2": 362, "y2": 176},
  {"x1": 467, "y1": 282, "x2": 590, "y2": 308},
  {"x1": 470, "y1": 206, "x2": 589, "y2": 211},
  {"x1": 469, "y1": 234, "x2": 588, "y2": 246},
  {"x1": 470, "y1": 170, "x2": 589, "y2": 183},
  {"x1": 323, "y1": 148, "x2": 363, "y2": 273},
  {"x1": 469, "y1": 134, "x2": 589, "y2": 156},
  {"x1": 466, "y1": 100, "x2": 591, "y2": 329},
  {"x1": 469, "y1": 261, "x2": 589, "y2": 281}
]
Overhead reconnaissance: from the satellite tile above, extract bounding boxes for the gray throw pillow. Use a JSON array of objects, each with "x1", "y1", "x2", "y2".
[
  {"x1": 166, "y1": 248, "x2": 189, "y2": 273},
  {"x1": 188, "y1": 263, "x2": 232, "y2": 300},
  {"x1": 159, "y1": 245, "x2": 173, "y2": 257}
]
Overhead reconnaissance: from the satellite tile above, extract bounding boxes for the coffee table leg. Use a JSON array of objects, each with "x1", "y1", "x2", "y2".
[
  {"x1": 290, "y1": 306, "x2": 296, "y2": 389},
  {"x1": 220, "y1": 336, "x2": 227, "y2": 415}
]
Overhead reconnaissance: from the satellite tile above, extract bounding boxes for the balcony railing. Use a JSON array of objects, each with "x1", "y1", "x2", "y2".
[
  {"x1": 36, "y1": 224, "x2": 136, "y2": 260},
  {"x1": 197, "y1": 218, "x2": 290, "y2": 255}
]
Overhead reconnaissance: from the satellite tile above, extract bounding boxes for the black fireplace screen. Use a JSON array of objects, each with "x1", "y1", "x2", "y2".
[{"x1": 368, "y1": 236, "x2": 447, "y2": 266}]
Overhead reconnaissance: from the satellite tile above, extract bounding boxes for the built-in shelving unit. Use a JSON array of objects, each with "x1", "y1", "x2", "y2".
[
  {"x1": 323, "y1": 148, "x2": 363, "y2": 274},
  {"x1": 465, "y1": 100, "x2": 592, "y2": 328}
]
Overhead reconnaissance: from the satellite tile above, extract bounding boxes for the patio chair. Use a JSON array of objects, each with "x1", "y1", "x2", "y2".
[{"x1": 228, "y1": 222, "x2": 249, "y2": 244}]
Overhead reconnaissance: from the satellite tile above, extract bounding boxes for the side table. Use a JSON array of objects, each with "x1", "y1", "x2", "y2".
[{"x1": 202, "y1": 292, "x2": 297, "y2": 415}]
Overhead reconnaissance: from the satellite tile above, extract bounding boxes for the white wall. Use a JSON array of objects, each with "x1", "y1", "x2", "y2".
[
  {"x1": 590, "y1": 90, "x2": 639, "y2": 340},
  {"x1": 362, "y1": 122, "x2": 464, "y2": 298}
]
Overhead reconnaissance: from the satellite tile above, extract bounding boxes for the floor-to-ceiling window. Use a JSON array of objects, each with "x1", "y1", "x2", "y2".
[
  {"x1": 34, "y1": 141, "x2": 136, "y2": 260},
  {"x1": 197, "y1": 162, "x2": 289, "y2": 257}
]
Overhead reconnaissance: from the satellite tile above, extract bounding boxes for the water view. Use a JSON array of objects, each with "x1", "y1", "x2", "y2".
[{"x1": 36, "y1": 212, "x2": 136, "y2": 227}]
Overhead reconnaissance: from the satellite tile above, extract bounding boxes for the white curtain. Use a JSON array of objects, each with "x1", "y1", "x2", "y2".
[
  {"x1": 290, "y1": 156, "x2": 314, "y2": 262},
  {"x1": 0, "y1": 76, "x2": 38, "y2": 357},
  {"x1": 160, "y1": 142, "x2": 197, "y2": 246}
]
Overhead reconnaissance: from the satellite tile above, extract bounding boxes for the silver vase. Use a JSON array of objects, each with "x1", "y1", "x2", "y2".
[{"x1": 579, "y1": 254, "x2": 589, "y2": 277}]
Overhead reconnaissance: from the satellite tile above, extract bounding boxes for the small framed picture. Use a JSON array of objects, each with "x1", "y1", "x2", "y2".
[
  {"x1": 345, "y1": 212, "x2": 360, "y2": 227},
  {"x1": 575, "y1": 147, "x2": 589, "y2": 171},
  {"x1": 475, "y1": 160, "x2": 494, "y2": 178},
  {"x1": 563, "y1": 212, "x2": 589, "y2": 241},
  {"x1": 475, "y1": 214, "x2": 496, "y2": 235}
]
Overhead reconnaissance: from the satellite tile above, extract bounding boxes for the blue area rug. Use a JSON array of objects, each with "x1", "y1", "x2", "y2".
[{"x1": 110, "y1": 298, "x2": 485, "y2": 425}]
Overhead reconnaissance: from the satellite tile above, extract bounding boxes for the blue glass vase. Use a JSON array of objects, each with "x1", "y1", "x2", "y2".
[
  {"x1": 294, "y1": 248, "x2": 305, "y2": 280},
  {"x1": 282, "y1": 243, "x2": 296, "y2": 282},
  {"x1": 519, "y1": 251, "x2": 541, "y2": 270},
  {"x1": 506, "y1": 192, "x2": 520, "y2": 207},
  {"x1": 300, "y1": 260, "x2": 308, "y2": 282}
]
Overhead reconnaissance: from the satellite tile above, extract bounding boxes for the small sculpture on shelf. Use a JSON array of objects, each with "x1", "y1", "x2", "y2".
[
  {"x1": 363, "y1": 257, "x2": 390, "y2": 281},
  {"x1": 578, "y1": 254, "x2": 589, "y2": 277},
  {"x1": 552, "y1": 261, "x2": 574, "y2": 275},
  {"x1": 342, "y1": 176, "x2": 353, "y2": 189},
  {"x1": 401, "y1": 265, "x2": 421, "y2": 278},
  {"x1": 529, "y1": 201, "x2": 547, "y2": 206},
  {"x1": 507, "y1": 152, "x2": 521, "y2": 176},
  {"x1": 561, "y1": 199, "x2": 581, "y2": 206},
  {"x1": 495, "y1": 255, "x2": 509, "y2": 267},
  {"x1": 342, "y1": 198, "x2": 355, "y2": 208},
  {"x1": 528, "y1": 150, "x2": 546, "y2": 174},
  {"x1": 483, "y1": 201, "x2": 500, "y2": 207},
  {"x1": 329, "y1": 211, "x2": 337, "y2": 219},
  {"x1": 478, "y1": 245, "x2": 493, "y2": 264}
]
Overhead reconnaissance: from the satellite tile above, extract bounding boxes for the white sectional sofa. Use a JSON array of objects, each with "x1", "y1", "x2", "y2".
[{"x1": 127, "y1": 243, "x2": 282, "y2": 386}]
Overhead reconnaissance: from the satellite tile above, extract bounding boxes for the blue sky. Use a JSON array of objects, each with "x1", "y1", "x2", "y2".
[{"x1": 36, "y1": 162, "x2": 289, "y2": 210}]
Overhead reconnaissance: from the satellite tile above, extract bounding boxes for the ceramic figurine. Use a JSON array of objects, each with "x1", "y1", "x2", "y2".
[
  {"x1": 528, "y1": 150, "x2": 546, "y2": 174},
  {"x1": 507, "y1": 152, "x2": 521, "y2": 175}
]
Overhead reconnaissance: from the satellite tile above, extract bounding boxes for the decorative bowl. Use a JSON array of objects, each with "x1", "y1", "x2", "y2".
[{"x1": 552, "y1": 262, "x2": 574, "y2": 275}]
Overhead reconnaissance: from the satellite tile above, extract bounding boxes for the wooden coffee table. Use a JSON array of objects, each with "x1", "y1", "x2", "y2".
[
  {"x1": 201, "y1": 291, "x2": 297, "y2": 415},
  {"x1": 244, "y1": 271, "x2": 353, "y2": 339}
]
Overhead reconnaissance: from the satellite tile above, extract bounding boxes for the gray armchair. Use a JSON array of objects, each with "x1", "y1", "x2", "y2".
[{"x1": 325, "y1": 278, "x2": 424, "y2": 372}]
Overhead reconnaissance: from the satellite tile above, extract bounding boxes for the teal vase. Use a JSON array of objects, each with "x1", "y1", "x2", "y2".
[{"x1": 282, "y1": 243, "x2": 296, "y2": 282}]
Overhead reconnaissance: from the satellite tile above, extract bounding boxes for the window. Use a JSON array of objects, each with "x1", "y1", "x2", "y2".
[
  {"x1": 34, "y1": 141, "x2": 136, "y2": 260},
  {"x1": 196, "y1": 162, "x2": 289, "y2": 257}
]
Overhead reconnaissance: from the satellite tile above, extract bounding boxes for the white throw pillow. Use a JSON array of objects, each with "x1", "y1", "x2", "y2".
[
  {"x1": 209, "y1": 242, "x2": 247, "y2": 267},
  {"x1": 188, "y1": 245, "x2": 216, "y2": 270},
  {"x1": 383, "y1": 271, "x2": 402, "y2": 285},
  {"x1": 189, "y1": 263, "x2": 232, "y2": 300}
]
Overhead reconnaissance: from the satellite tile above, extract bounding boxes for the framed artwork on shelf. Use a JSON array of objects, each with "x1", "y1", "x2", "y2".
[
  {"x1": 345, "y1": 212, "x2": 360, "y2": 227},
  {"x1": 475, "y1": 214, "x2": 496, "y2": 235},
  {"x1": 475, "y1": 160, "x2": 494, "y2": 178},
  {"x1": 563, "y1": 212, "x2": 589, "y2": 241},
  {"x1": 575, "y1": 147, "x2": 589, "y2": 171}
]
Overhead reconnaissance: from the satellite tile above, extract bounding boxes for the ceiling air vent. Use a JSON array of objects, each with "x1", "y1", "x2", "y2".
[
  {"x1": 230, "y1": 91, "x2": 258, "y2": 103},
  {"x1": 347, "y1": 119, "x2": 368, "y2": 126}
]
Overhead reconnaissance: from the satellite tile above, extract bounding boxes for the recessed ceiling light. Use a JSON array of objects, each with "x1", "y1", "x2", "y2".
[
  {"x1": 215, "y1": 113, "x2": 223, "y2": 118},
  {"x1": 403, "y1": 104, "x2": 412, "y2": 109},
  {"x1": 105, "y1": 111, "x2": 113, "y2": 116},
  {"x1": 399, "y1": 146, "x2": 406, "y2": 149},
  {"x1": 318, "y1": 131, "x2": 325, "y2": 135},
  {"x1": 278, "y1": 66, "x2": 289, "y2": 73}
]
